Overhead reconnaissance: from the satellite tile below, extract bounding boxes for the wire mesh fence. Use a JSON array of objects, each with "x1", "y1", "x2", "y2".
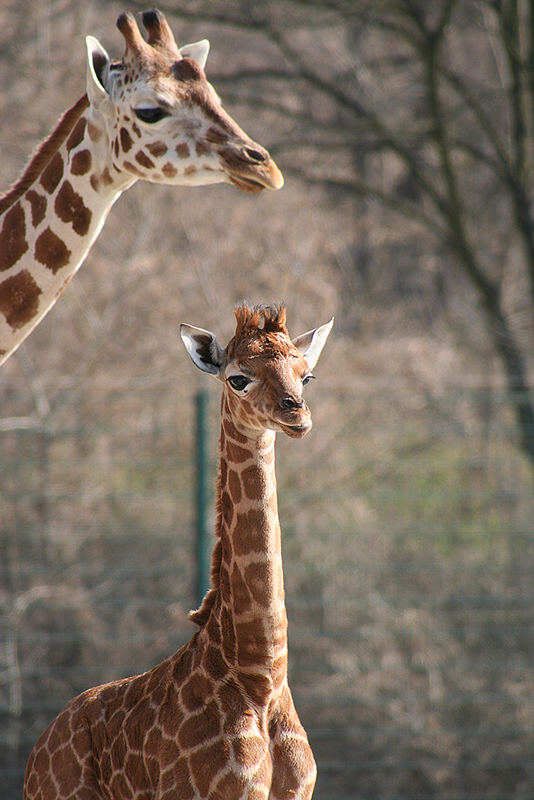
[{"x1": 1, "y1": 382, "x2": 533, "y2": 799}]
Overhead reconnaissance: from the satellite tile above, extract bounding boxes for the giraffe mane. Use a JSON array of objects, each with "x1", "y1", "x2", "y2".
[
  {"x1": 0, "y1": 94, "x2": 89, "y2": 216},
  {"x1": 233, "y1": 303, "x2": 288, "y2": 336},
  {"x1": 189, "y1": 459, "x2": 225, "y2": 627}
]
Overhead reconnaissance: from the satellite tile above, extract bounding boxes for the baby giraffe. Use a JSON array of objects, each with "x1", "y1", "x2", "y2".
[{"x1": 23, "y1": 303, "x2": 332, "y2": 800}]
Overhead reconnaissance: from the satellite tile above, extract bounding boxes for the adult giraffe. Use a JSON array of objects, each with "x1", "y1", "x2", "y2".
[
  {"x1": 0, "y1": 10, "x2": 283, "y2": 366},
  {"x1": 23, "y1": 303, "x2": 333, "y2": 800}
]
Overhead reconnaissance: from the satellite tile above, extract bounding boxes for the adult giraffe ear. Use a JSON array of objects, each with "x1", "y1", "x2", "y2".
[
  {"x1": 86, "y1": 36, "x2": 112, "y2": 108},
  {"x1": 180, "y1": 39, "x2": 210, "y2": 69},
  {"x1": 180, "y1": 324, "x2": 226, "y2": 377},
  {"x1": 293, "y1": 317, "x2": 334, "y2": 371}
]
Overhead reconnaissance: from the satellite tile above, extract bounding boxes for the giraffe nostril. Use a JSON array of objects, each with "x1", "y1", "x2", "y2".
[
  {"x1": 244, "y1": 147, "x2": 267, "y2": 163},
  {"x1": 280, "y1": 395, "x2": 304, "y2": 410}
]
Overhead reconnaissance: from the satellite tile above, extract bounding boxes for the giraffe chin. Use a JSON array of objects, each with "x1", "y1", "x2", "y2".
[
  {"x1": 278, "y1": 420, "x2": 312, "y2": 439},
  {"x1": 227, "y1": 164, "x2": 284, "y2": 193},
  {"x1": 228, "y1": 174, "x2": 275, "y2": 193}
]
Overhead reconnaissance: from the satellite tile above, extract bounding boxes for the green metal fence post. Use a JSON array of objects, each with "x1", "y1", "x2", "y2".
[{"x1": 195, "y1": 388, "x2": 210, "y2": 607}]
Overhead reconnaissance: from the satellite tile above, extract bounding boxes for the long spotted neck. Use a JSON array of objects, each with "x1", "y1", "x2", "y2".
[
  {"x1": 0, "y1": 95, "x2": 135, "y2": 366},
  {"x1": 195, "y1": 394, "x2": 288, "y2": 698}
]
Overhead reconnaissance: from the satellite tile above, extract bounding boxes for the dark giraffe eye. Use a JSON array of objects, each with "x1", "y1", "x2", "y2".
[
  {"x1": 228, "y1": 375, "x2": 251, "y2": 392},
  {"x1": 134, "y1": 107, "x2": 169, "y2": 124},
  {"x1": 302, "y1": 374, "x2": 315, "y2": 386}
]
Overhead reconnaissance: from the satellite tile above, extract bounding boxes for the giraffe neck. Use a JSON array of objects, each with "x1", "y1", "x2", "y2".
[
  {"x1": 196, "y1": 393, "x2": 288, "y2": 694},
  {"x1": 0, "y1": 95, "x2": 136, "y2": 365}
]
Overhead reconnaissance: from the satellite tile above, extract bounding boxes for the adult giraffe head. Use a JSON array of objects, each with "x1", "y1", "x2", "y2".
[{"x1": 86, "y1": 9, "x2": 283, "y2": 193}]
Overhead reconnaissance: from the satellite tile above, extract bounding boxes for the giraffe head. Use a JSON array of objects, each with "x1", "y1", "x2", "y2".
[
  {"x1": 181, "y1": 304, "x2": 333, "y2": 438},
  {"x1": 85, "y1": 9, "x2": 283, "y2": 192}
]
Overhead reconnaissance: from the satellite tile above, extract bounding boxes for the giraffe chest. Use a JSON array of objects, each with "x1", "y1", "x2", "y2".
[{"x1": 93, "y1": 675, "x2": 314, "y2": 800}]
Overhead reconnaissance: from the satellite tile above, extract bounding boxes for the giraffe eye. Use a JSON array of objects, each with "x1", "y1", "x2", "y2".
[
  {"x1": 302, "y1": 374, "x2": 315, "y2": 386},
  {"x1": 134, "y1": 107, "x2": 169, "y2": 124},
  {"x1": 228, "y1": 375, "x2": 251, "y2": 392}
]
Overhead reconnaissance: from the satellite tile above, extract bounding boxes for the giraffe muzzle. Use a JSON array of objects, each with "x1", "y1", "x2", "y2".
[
  {"x1": 279, "y1": 419, "x2": 313, "y2": 438},
  {"x1": 220, "y1": 143, "x2": 284, "y2": 193}
]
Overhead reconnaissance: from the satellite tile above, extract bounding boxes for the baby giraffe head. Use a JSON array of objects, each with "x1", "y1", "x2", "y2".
[
  {"x1": 181, "y1": 304, "x2": 333, "y2": 438},
  {"x1": 85, "y1": 9, "x2": 283, "y2": 192}
]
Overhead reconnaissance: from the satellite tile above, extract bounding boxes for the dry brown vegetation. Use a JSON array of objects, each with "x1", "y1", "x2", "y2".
[{"x1": 1, "y1": 2, "x2": 534, "y2": 798}]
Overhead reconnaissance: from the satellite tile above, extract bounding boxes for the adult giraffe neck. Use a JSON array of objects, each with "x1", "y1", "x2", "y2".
[{"x1": 0, "y1": 96, "x2": 134, "y2": 365}]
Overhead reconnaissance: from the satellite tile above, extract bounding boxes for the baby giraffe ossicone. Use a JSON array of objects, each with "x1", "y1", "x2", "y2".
[{"x1": 23, "y1": 303, "x2": 333, "y2": 800}]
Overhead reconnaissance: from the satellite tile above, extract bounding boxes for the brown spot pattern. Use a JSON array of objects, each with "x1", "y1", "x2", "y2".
[
  {"x1": 176, "y1": 142, "x2": 190, "y2": 159},
  {"x1": 226, "y1": 441, "x2": 251, "y2": 464},
  {"x1": 51, "y1": 744, "x2": 82, "y2": 793},
  {"x1": 244, "y1": 562, "x2": 271, "y2": 607},
  {"x1": 231, "y1": 564, "x2": 251, "y2": 616},
  {"x1": 123, "y1": 160, "x2": 145, "y2": 177},
  {"x1": 0, "y1": 96, "x2": 88, "y2": 217},
  {"x1": 232, "y1": 735, "x2": 266, "y2": 768},
  {"x1": 55, "y1": 181, "x2": 92, "y2": 236},
  {"x1": 40, "y1": 152, "x2": 64, "y2": 194},
  {"x1": 196, "y1": 140, "x2": 211, "y2": 157},
  {"x1": 135, "y1": 150, "x2": 155, "y2": 169},
  {"x1": 0, "y1": 202, "x2": 28, "y2": 271},
  {"x1": 180, "y1": 673, "x2": 209, "y2": 713},
  {"x1": 236, "y1": 619, "x2": 269, "y2": 666},
  {"x1": 178, "y1": 700, "x2": 220, "y2": 750},
  {"x1": 34, "y1": 227, "x2": 71, "y2": 273},
  {"x1": 70, "y1": 149, "x2": 92, "y2": 175},
  {"x1": 0, "y1": 269, "x2": 41, "y2": 329},
  {"x1": 215, "y1": 771, "x2": 248, "y2": 796},
  {"x1": 189, "y1": 738, "x2": 230, "y2": 795},
  {"x1": 87, "y1": 120, "x2": 102, "y2": 142},
  {"x1": 238, "y1": 671, "x2": 272, "y2": 706},
  {"x1": 228, "y1": 469, "x2": 242, "y2": 503},
  {"x1": 26, "y1": 190, "x2": 47, "y2": 227},
  {"x1": 162, "y1": 163, "x2": 177, "y2": 177},
  {"x1": 66, "y1": 117, "x2": 86, "y2": 151},
  {"x1": 233, "y1": 509, "x2": 267, "y2": 555},
  {"x1": 241, "y1": 464, "x2": 264, "y2": 500},
  {"x1": 120, "y1": 127, "x2": 134, "y2": 153},
  {"x1": 146, "y1": 141, "x2": 167, "y2": 157},
  {"x1": 204, "y1": 644, "x2": 229, "y2": 681},
  {"x1": 220, "y1": 489, "x2": 233, "y2": 527}
]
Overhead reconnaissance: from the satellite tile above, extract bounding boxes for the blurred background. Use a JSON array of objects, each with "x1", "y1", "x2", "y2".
[{"x1": 1, "y1": 1, "x2": 534, "y2": 797}]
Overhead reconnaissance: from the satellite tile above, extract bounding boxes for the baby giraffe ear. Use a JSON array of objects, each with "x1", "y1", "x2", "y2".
[
  {"x1": 293, "y1": 317, "x2": 334, "y2": 371},
  {"x1": 180, "y1": 324, "x2": 225, "y2": 376}
]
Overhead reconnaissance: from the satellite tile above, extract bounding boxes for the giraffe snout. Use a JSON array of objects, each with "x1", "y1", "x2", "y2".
[
  {"x1": 279, "y1": 395, "x2": 306, "y2": 411},
  {"x1": 220, "y1": 140, "x2": 284, "y2": 192}
]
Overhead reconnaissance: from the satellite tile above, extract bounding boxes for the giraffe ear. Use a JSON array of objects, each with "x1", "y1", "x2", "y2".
[
  {"x1": 293, "y1": 317, "x2": 334, "y2": 371},
  {"x1": 180, "y1": 324, "x2": 225, "y2": 376},
  {"x1": 86, "y1": 36, "x2": 112, "y2": 107},
  {"x1": 180, "y1": 39, "x2": 210, "y2": 69}
]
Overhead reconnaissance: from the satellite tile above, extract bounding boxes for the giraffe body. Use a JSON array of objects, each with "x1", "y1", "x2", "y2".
[
  {"x1": 0, "y1": 10, "x2": 282, "y2": 366},
  {"x1": 24, "y1": 304, "x2": 333, "y2": 800}
]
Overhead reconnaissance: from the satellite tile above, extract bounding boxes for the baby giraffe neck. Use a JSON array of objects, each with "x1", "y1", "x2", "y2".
[
  {"x1": 197, "y1": 394, "x2": 288, "y2": 697},
  {"x1": 0, "y1": 96, "x2": 134, "y2": 365}
]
